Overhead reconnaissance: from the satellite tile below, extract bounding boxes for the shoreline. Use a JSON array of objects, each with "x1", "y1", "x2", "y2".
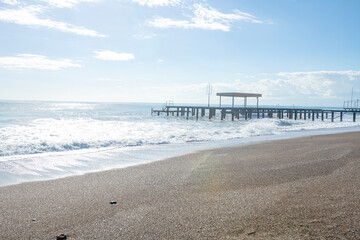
[
  {"x1": 2, "y1": 125, "x2": 360, "y2": 188},
  {"x1": 1, "y1": 132, "x2": 360, "y2": 239}
]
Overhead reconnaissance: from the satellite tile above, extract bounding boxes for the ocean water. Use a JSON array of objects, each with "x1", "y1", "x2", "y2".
[{"x1": 1, "y1": 101, "x2": 360, "y2": 186}]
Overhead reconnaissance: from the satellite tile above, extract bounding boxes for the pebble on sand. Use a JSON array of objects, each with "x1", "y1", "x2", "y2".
[{"x1": 56, "y1": 233, "x2": 67, "y2": 240}]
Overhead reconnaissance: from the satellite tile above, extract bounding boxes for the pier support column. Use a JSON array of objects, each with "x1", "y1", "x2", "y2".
[
  {"x1": 321, "y1": 111, "x2": 324, "y2": 121},
  {"x1": 201, "y1": 108, "x2": 205, "y2": 117},
  {"x1": 262, "y1": 110, "x2": 265, "y2": 118},
  {"x1": 340, "y1": 112, "x2": 343, "y2": 122},
  {"x1": 294, "y1": 110, "x2": 297, "y2": 120},
  {"x1": 331, "y1": 112, "x2": 334, "y2": 122},
  {"x1": 166, "y1": 107, "x2": 169, "y2": 116},
  {"x1": 326, "y1": 112, "x2": 328, "y2": 119},
  {"x1": 312, "y1": 111, "x2": 315, "y2": 121},
  {"x1": 177, "y1": 108, "x2": 179, "y2": 116},
  {"x1": 196, "y1": 108, "x2": 199, "y2": 119},
  {"x1": 304, "y1": 111, "x2": 307, "y2": 120},
  {"x1": 353, "y1": 112, "x2": 356, "y2": 122}
]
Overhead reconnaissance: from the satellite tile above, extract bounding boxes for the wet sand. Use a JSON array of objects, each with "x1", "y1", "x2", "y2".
[{"x1": 1, "y1": 132, "x2": 360, "y2": 239}]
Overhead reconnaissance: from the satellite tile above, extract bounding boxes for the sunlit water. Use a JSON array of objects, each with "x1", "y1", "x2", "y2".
[{"x1": 1, "y1": 101, "x2": 359, "y2": 186}]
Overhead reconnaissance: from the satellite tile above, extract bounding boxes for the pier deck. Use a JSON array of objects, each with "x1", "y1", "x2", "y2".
[{"x1": 151, "y1": 106, "x2": 360, "y2": 122}]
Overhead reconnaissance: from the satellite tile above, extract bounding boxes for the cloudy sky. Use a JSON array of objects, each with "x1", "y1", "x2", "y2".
[{"x1": 1, "y1": 0, "x2": 360, "y2": 107}]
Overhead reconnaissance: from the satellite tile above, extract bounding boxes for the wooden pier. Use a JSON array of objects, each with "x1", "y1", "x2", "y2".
[
  {"x1": 152, "y1": 92, "x2": 360, "y2": 122},
  {"x1": 151, "y1": 105, "x2": 360, "y2": 122}
]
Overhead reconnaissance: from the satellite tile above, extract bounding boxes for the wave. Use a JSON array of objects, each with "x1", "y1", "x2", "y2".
[{"x1": 1, "y1": 116, "x2": 360, "y2": 158}]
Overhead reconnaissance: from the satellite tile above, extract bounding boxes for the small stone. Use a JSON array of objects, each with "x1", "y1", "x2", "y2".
[
  {"x1": 110, "y1": 201, "x2": 117, "y2": 205},
  {"x1": 56, "y1": 234, "x2": 67, "y2": 240},
  {"x1": 247, "y1": 231, "x2": 256, "y2": 235},
  {"x1": 32, "y1": 218, "x2": 36, "y2": 222}
]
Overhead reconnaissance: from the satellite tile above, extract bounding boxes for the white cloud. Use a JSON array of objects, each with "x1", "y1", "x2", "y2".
[
  {"x1": 93, "y1": 50, "x2": 135, "y2": 61},
  {"x1": 1, "y1": 0, "x2": 19, "y2": 5},
  {"x1": 277, "y1": 70, "x2": 360, "y2": 80},
  {"x1": 38, "y1": 0, "x2": 100, "y2": 8},
  {"x1": 149, "y1": 17, "x2": 191, "y2": 29},
  {"x1": 193, "y1": 3, "x2": 262, "y2": 24},
  {"x1": 0, "y1": 54, "x2": 82, "y2": 70},
  {"x1": 132, "y1": 0, "x2": 181, "y2": 7},
  {"x1": 0, "y1": 5, "x2": 106, "y2": 37},
  {"x1": 275, "y1": 70, "x2": 360, "y2": 98},
  {"x1": 132, "y1": 33, "x2": 156, "y2": 39},
  {"x1": 158, "y1": 58, "x2": 164, "y2": 63},
  {"x1": 149, "y1": 70, "x2": 360, "y2": 104},
  {"x1": 148, "y1": 3, "x2": 262, "y2": 31},
  {"x1": 227, "y1": 70, "x2": 360, "y2": 100}
]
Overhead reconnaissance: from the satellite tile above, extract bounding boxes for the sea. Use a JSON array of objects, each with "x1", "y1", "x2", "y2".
[{"x1": 1, "y1": 100, "x2": 360, "y2": 187}]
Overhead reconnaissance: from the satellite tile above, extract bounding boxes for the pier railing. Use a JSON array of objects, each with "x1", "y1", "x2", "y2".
[{"x1": 151, "y1": 105, "x2": 360, "y2": 122}]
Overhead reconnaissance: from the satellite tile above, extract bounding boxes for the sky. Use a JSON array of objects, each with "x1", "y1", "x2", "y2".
[{"x1": 1, "y1": 0, "x2": 360, "y2": 107}]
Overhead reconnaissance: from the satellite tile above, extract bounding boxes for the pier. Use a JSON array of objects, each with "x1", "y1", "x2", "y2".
[
  {"x1": 152, "y1": 106, "x2": 359, "y2": 122},
  {"x1": 152, "y1": 92, "x2": 360, "y2": 122}
]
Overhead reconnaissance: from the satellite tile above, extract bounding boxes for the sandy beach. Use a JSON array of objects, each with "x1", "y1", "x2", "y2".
[{"x1": 1, "y1": 132, "x2": 359, "y2": 239}]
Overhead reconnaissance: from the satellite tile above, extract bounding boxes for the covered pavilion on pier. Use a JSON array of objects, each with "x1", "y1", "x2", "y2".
[{"x1": 216, "y1": 92, "x2": 262, "y2": 108}]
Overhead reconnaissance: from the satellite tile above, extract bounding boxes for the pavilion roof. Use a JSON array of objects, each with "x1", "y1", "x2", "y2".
[{"x1": 216, "y1": 92, "x2": 262, "y2": 98}]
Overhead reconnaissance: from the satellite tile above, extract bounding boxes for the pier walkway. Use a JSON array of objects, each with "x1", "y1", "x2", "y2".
[{"x1": 151, "y1": 105, "x2": 360, "y2": 122}]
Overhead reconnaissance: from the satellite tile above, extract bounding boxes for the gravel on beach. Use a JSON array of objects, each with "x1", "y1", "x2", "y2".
[{"x1": 1, "y1": 132, "x2": 359, "y2": 239}]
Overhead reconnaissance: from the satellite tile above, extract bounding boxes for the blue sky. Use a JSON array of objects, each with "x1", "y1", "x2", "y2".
[{"x1": 1, "y1": 0, "x2": 360, "y2": 107}]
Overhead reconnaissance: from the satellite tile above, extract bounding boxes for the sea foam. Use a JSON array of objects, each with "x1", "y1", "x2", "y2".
[{"x1": 1, "y1": 101, "x2": 360, "y2": 186}]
